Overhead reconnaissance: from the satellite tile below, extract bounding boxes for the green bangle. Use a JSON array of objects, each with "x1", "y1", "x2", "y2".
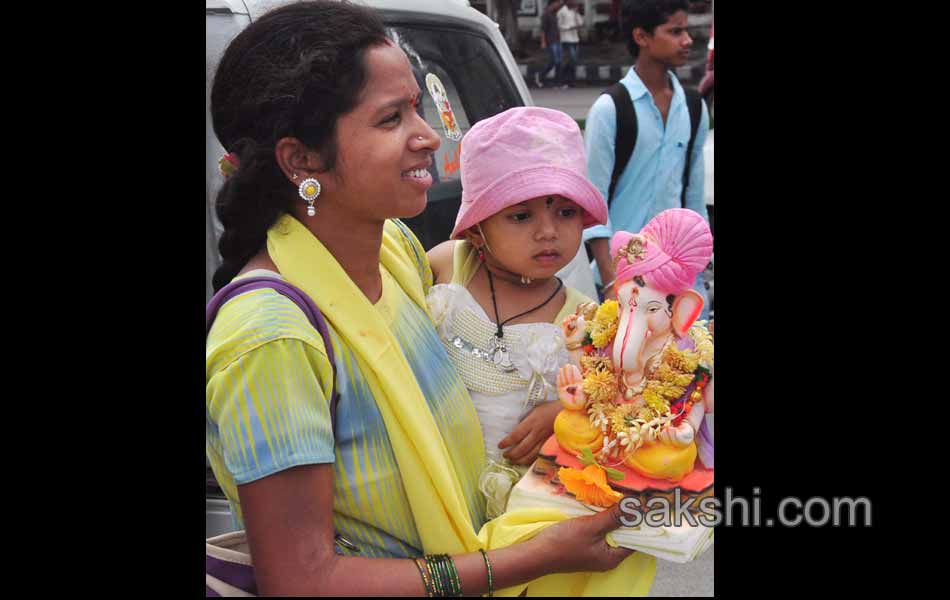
[
  {"x1": 444, "y1": 556, "x2": 462, "y2": 596},
  {"x1": 434, "y1": 554, "x2": 452, "y2": 597},
  {"x1": 414, "y1": 558, "x2": 434, "y2": 597},
  {"x1": 479, "y1": 549, "x2": 493, "y2": 597},
  {"x1": 435, "y1": 555, "x2": 456, "y2": 597},
  {"x1": 425, "y1": 553, "x2": 463, "y2": 597},
  {"x1": 430, "y1": 556, "x2": 447, "y2": 597}
]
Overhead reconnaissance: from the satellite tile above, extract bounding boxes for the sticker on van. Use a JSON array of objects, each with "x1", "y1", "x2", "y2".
[{"x1": 425, "y1": 73, "x2": 463, "y2": 142}]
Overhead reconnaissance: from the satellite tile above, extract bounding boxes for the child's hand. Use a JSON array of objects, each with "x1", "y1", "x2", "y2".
[{"x1": 498, "y1": 401, "x2": 563, "y2": 465}]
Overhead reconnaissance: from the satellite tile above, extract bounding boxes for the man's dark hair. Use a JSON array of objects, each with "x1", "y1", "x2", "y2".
[
  {"x1": 210, "y1": 0, "x2": 389, "y2": 292},
  {"x1": 622, "y1": 0, "x2": 689, "y2": 59}
]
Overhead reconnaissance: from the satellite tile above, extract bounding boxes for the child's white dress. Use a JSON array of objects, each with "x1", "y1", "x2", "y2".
[{"x1": 426, "y1": 241, "x2": 593, "y2": 517}]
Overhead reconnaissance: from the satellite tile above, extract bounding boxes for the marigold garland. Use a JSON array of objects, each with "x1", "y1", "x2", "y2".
[
  {"x1": 664, "y1": 344, "x2": 700, "y2": 374},
  {"x1": 636, "y1": 407, "x2": 654, "y2": 422},
  {"x1": 580, "y1": 355, "x2": 612, "y2": 374},
  {"x1": 585, "y1": 324, "x2": 712, "y2": 462},
  {"x1": 609, "y1": 404, "x2": 634, "y2": 433},
  {"x1": 587, "y1": 400, "x2": 610, "y2": 431},
  {"x1": 582, "y1": 368, "x2": 618, "y2": 404},
  {"x1": 585, "y1": 300, "x2": 619, "y2": 349},
  {"x1": 689, "y1": 322, "x2": 714, "y2": 368}
]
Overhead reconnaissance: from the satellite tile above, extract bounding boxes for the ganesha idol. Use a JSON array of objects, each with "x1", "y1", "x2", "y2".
[{"x1": 546, "y1": 208, "x2": 714, "y2": 504}]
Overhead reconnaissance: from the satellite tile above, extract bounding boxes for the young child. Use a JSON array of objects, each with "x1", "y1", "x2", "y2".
[{"x1": 426, "y1": 107, "x2": 608, "y2": 516}]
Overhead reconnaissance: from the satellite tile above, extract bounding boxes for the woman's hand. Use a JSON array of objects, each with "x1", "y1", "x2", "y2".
[
  {"x1": 498, "y1": 401, "x2": 563, "y2": 465},
  {"x1": 528, "y1": 502, "x2": 635, "y2": 573}
]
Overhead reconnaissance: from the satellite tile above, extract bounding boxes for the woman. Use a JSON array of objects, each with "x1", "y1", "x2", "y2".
[{"x1": 206, "y1": 2, "x2": 655, "y2": 595}]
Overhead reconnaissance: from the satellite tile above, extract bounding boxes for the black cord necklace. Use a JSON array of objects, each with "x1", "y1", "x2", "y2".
[{"x1": 484, "y1": 267, "x2": 563, "y2": 371}]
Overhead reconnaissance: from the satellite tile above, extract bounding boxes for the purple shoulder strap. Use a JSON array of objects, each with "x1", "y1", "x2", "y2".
[
  {"x1": 205, "y1": 276, "x2": 355, "y2": 593},
  {"x1": 206, "y1": 276, "x2": 340, "y2": 430}
]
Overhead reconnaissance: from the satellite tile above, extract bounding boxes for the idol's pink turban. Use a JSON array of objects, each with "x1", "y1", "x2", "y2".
[{"x1": 611, "y1": 208, "x2": 713, "y2": 294}]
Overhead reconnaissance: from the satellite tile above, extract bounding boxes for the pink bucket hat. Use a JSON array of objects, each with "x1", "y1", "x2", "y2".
[
  {"x1": 611, "y1": 208, "x2": 713, "y2": 294},
  {"x1": 450, "y1": 106, "x2": 608, "y2": 239}
]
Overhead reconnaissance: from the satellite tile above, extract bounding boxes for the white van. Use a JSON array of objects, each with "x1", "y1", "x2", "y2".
[{"x1": 206, "y1": 0, "x2": 597, "y2": 538}]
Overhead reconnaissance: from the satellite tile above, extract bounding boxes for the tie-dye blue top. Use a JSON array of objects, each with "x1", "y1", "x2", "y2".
[{"x1": 207, "y1": 264, "x2": 487, "y2": 559}]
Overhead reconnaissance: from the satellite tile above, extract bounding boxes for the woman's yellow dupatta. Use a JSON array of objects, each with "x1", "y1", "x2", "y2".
[{"x1": 267, "y1": 215, "x2": 655, "y2": 596}]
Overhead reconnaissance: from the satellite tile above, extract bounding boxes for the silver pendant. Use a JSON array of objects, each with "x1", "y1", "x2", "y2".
[
  {"x1": 449, "y1": 335, "x2": 516, "y2": 373},
  {"x1": 489, "y1": 335, "x2": 516, "y2": 372}
]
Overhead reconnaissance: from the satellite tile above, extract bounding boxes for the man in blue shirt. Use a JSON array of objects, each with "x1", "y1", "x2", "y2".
[{"x1": 583, "y1": 0, "x2": 709, "y2": 311}]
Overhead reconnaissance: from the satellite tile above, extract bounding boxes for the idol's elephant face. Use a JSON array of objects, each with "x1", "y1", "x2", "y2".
[{"x1": 611, "y1": 278, "x2": 704, "y2": 375}]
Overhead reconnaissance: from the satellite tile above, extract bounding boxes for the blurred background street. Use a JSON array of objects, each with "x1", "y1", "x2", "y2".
[
  {"x1": 530, "y1": 86, "x2": 602, "y2": 120},
  {"x1": 651, "y1": 546, "x2": 713, "y2": 597},
  {"x1": 471, "y1": 1, "x2": 712, "y2": 89}
]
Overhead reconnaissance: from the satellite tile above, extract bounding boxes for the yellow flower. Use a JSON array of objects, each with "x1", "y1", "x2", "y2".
[
  {"x1": 610, "y1": 404, "x2": 634, "y2": 431},
  {"x1": 558, "y1": 465, "x2": 624, "y2": 507},
  {"x1": 594, "y1": 300, "x2": 619, "y2": 326},
  {"x1": 643, "y1": 386, "x2": 671, "y2": 413},
  {"x1": 676, "y1": 373, "x2": 695, "y2": 387},
  {"x1": 654, "y1": 363, "x2": 693, "y2": 388},
  {"x1": 588, "y1": 300, "x2": 620, "y2": 349},
  {"x1": 688, "y1": 324, "x2": 715, "y2": 368},
  {"x1": 588, "y1": 401, "x2": 610, "y2": 430},
  {"x1": 591, "y1": 325, "x2": 617, "y2": 349},
  {"x1": 581, "y1": 356, "x2": 613, "y2": 375},
  {"x1": 583, "y1": 368, "x2": 618, "y2": 404},
  {"x1": 667, "y1": 381, "x2": 689, "y2": 398},
  {"x1": 696, "y1": 343, "x2": 714, "y2": 369},
  {"x1": 664, "y1": 345, "x2": 700, "y2": 373}
]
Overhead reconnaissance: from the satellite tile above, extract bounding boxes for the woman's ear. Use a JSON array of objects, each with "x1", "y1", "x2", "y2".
[{"x1": 274, "y1": 137, "x2": 326, "y2": 183}]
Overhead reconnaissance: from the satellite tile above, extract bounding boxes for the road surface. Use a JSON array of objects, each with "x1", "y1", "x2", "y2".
[{"x1": 528, "y1": 86, "x2": 604, "y2": 121}]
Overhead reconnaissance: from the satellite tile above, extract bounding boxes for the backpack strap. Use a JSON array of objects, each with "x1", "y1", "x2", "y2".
[
  {"x1": 605, "y1": 82, "x2": 636, "y2": 208},
  {"x1": 681, "y1": 86, "x2": 702, "y2": 208},
  {"x1": 206, "y1": 276, "x2": 341, "y2": 433}
]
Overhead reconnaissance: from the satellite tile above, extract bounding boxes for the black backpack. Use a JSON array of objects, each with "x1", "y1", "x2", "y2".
[{"x1": 603, "y1": 82, "x2": 702, "y2": 208}]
